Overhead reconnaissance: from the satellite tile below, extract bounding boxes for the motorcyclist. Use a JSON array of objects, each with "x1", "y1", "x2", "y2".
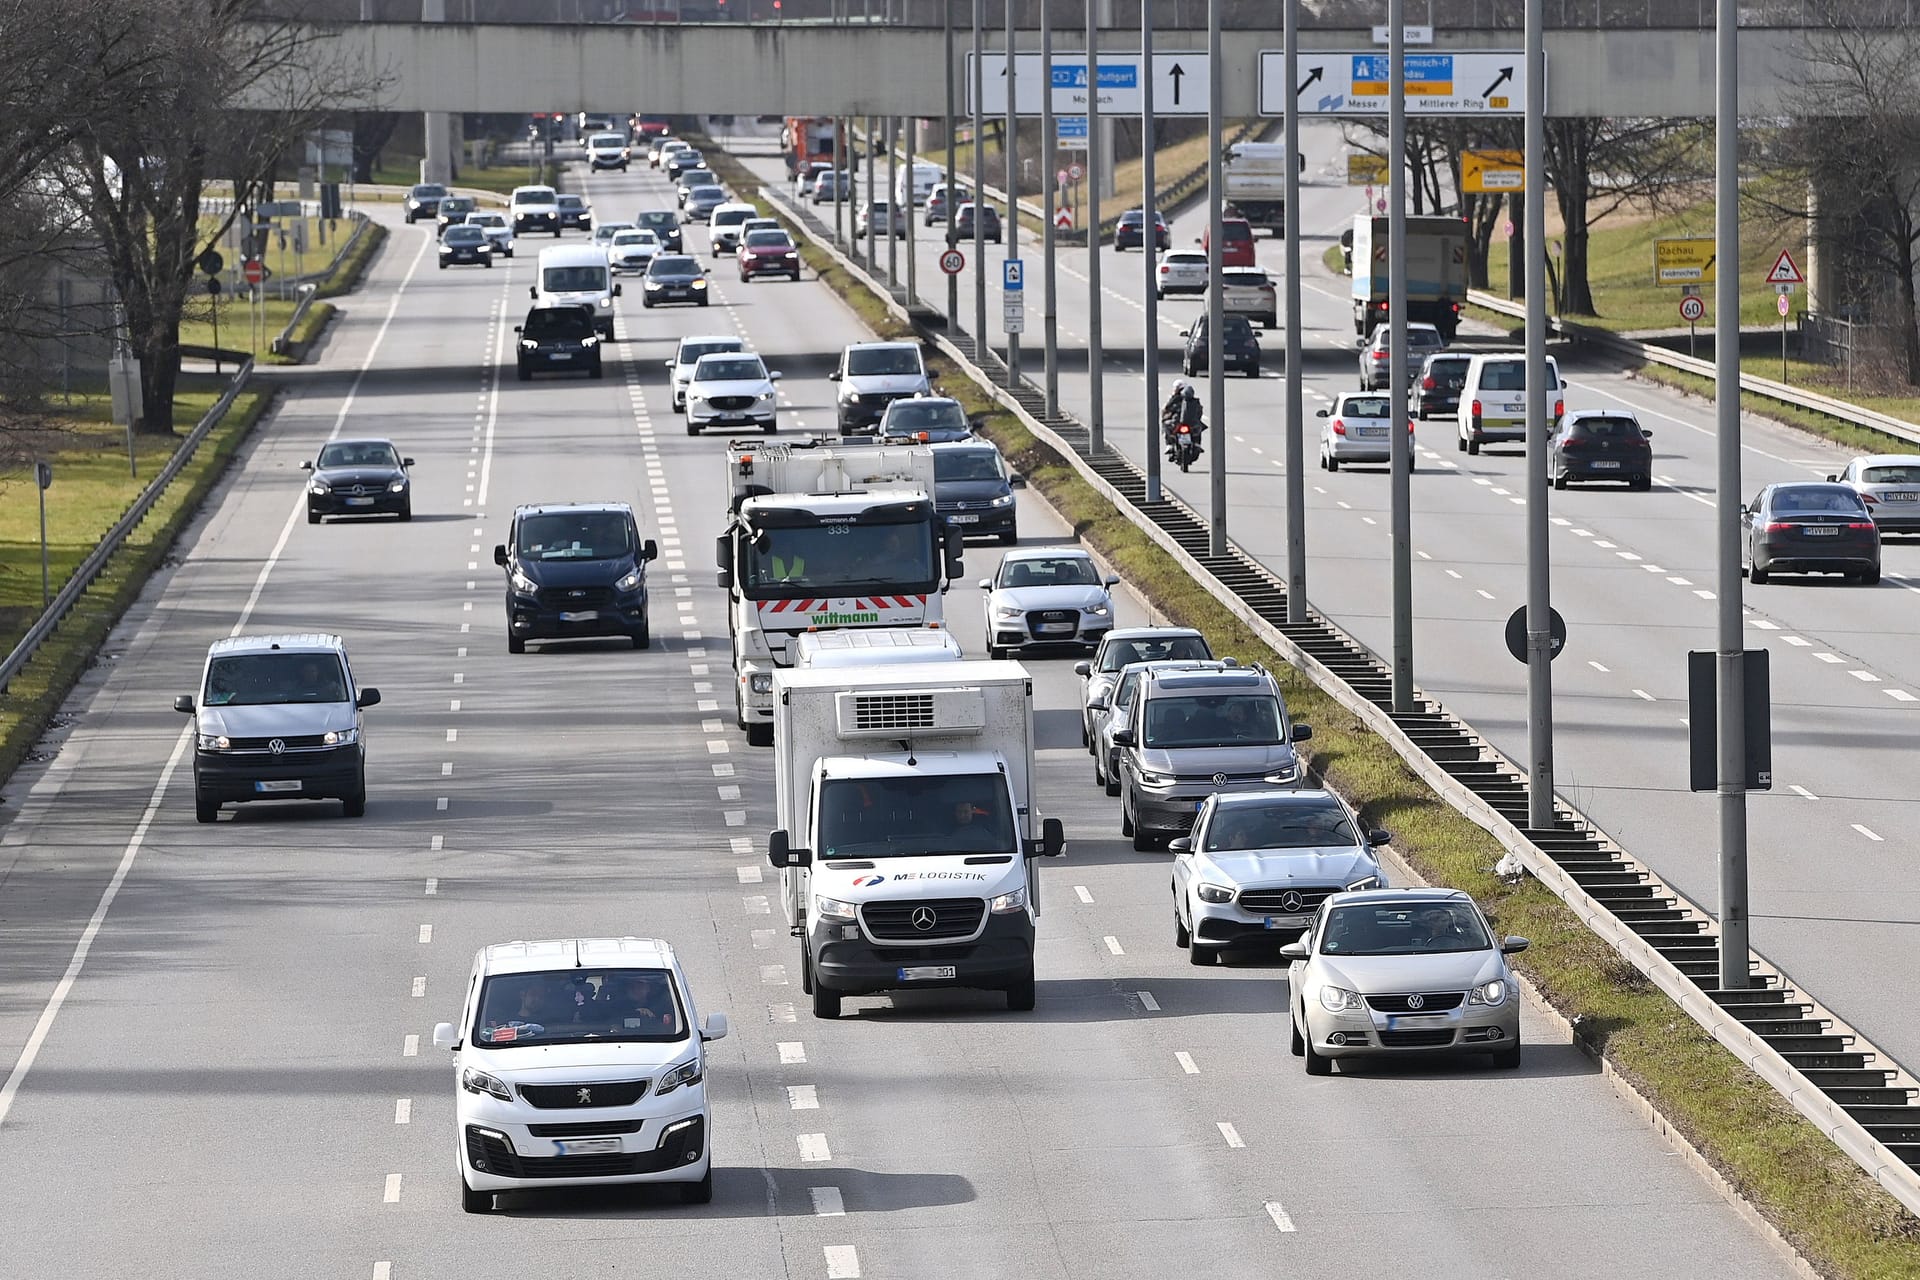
[{"x1": 1162, "y1": 381, "x2": 1205, "y2": 460}]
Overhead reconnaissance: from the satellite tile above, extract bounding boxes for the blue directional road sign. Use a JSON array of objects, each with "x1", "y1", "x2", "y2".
[{"x1": 1003, "y1": 259, "x2": 1025, "y2": 291}]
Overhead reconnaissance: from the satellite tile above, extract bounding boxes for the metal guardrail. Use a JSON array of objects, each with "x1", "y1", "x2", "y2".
[
  {"x1": 0, "y1": 356, "x2": 256, "y2": 697},
  {"x1": 1469, "y1": 289, "x2": 1920, "y2": 450},
  {"x1": 271, "y1": 284, "x2": 320, "y2": 357},
  {"x1": 765, "y1": 177, "x2": 1920, "y2": 1220}
]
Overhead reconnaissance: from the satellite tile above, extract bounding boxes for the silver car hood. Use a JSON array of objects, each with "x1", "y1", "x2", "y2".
[
  {"x1": 1137, "y1": 742, "x2": 1299, "y2": 776},
  {"x1": 995, "y1": 585, "x2": 1110, "y2": 612},
  {"x1": 198, "y1": 703, "x2": 355, "y2": 737},
  {"x1": 845, "y1": 373, "x2": 929, "y2": 396},
  {"x1": 1313, "y1": 949, "x2": 1505, "y2": 994},
  {"x1": 690, "y1": 377, "x2": 773, "y2": 399},
  {"x1": 1196, "y1": 847, "x2": 1379, "y2": 888}
]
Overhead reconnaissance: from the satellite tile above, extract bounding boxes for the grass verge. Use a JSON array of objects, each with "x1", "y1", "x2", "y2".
[
  {"x1": 708, "y1": 140, "x2": 1920, "y2": 1279},
  {"x1": 177, "y1": 221, "x2": 389, "y2": 366},
  {"x1": 0, "y1": 379, "x2": 273, "y2": 790}
]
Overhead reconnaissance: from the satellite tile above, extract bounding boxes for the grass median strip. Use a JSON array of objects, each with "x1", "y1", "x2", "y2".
[{"x1": 706, "y1": 139, "x2": 1920, "y2": 1278}]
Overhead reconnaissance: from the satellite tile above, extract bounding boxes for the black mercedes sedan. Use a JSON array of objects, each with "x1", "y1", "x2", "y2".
[
  {"x1": 304, "y1": 439, "x2": 414, "y2": 524},
  {"x1": 1742, "y1": 482, "x2": 1881, "y2": 584}
]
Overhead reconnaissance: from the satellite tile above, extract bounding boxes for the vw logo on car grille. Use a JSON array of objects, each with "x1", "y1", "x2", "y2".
[
  {"x1": 1212, "y1": 772, "x2": 1229, "y2": 786},
  {"x1": 910, "y1": 906, "x2": 938, "y2": 932},
  {"x1": 568, "y1": 590, "x2": 586, "y2": 599},
  {"x1": 1278, "y1": 890, "x2": 1303, "y2": 912},
  {"x1": 575, "y1": 1087, "x2": 593, "y2": 1104},
  {"x1": 267, "y1": 738, "x2": 285, "y2": 755},
  {"x1": 1406, "y1": 993, "x2": 1426, "y2": 1010}
]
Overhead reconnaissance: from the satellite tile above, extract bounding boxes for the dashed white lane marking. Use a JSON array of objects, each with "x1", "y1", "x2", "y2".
[
  {"x1": 1854, "y1": 824, "x2": 1884, "y2": 842},
  {"x1": 424, "y1": 878, "x2": 438, "y2": 896},
  {"x1": 743, "y1": 896, "x2": 770, "y2": 914},
  {"x1": 1265, "y1": 1200, "x2": 1298, "y2": 1233},
  {"x1": 779, "y1": 1041, "x2": 807, "y2": 1064},
  {"x1": 1594, "y1": 539, "x2": 1616, "y2": 549},
  {"x1": 1074, "y1": 885, "x2": 1094, "y2": 904},
  {"x1": 1588, "y1": 661, "x2": 1609, "y2": 673},
  {"x1": 1694, "y1": 590, "x2": 1716, "y2": 600},
  {"x1": 761, "y1": 964, "x2": 789, "y2": 985},
  {"x1": 1616, "y1": 551, "x2": 1641, "y2": 562},
  {"x1": 1813, "y1": 653, "x2": 1845, "y2": 664},
  {"x1": 1633, "y1": 689, "x2": 1655, "y2": 701},
  {"x1": 788, "y1": 1085, "x2": 820, "y2": 1110},
  {"x1": 708, "y1": 741, "x2": 731, "y2": 754},
  {"x1": 441, "y1": 762, "x2": 453, "y2": 775},
  {"x1": 725, "y1": 810, "x2": 748, "y2": 827},
  {"x1": 1416, "y1": 550, "x2": 1432, "y2": 560},
  {"x1": 1175, "y1": 1051, "x2": 1200, "y2": 1075},
  {"x1": 770, "y1": 1003, "x2": 797, "y2": 1023},
  {"x1": 1475, "y1": 589, "x2": 1495, "y2": 600},
  {"x1": 430, "y1": 835, "x2": 444, "y2": 851},
  {"x1": 738, "y1": 866, "x2": 764, "y2": 883},
  {"x1": 1783, "y1": 636, "x2": 1811, "y2": 646},
  {"x1": 823, "y1": 1245, "x2": 861, "y2": 1278},
  {"x1": 373, "y1": 1263, "x2": 393, "y2": 1280},
  {"x1": 1790, "y1": 785, "x2": 1819, "y2": 800},
  {"x1": 417, "y1": 924, "x2": 433, "y2": 944},
  {"x1": 410, "y1": 977, "x2": 426, "y2": 998},
  {"x1": 383, "y1": 1173, "x2": 403, "y2": 1204},
  {"x1": 1640, "y1": 564, "x2": 1665, "y2": 573},
  {"x1": 1136, "y1": 991, "x2": 1160, "y2": 1012},
  {"x1": 798, "y1": 1133, "x2": 832, "y2": 1162},
  {"x1": 1667, "y1": 576, "x2": 1692, "y2": 586},
  {"x1": 730, "y1": 836, "x2": 753, "y2": 854},
  {"x1": 811, "y1": 1186, "x2": 846, "y2": 1217},
  {"x1": 402, "y1": 1035, "x2": 418, "y2": 1057},
  {"x1": 445, "y1": 728, "x2": 458, "y2": 742},
  {"x1": 1850, "y1": 670, "x2": 1881, "y2": 683},
  {"x1": 394, "y1": 1099, "x2": 412, "y2": 1124},
  {"x1": 436, "y1": 796, "x2": 449, "y2": 811},
  {"x1": 1104, "y1": 935, "x2": 1125, "y2": 956},
  {"x1": 449, "y1": 699, "x2": 461, "y2": 713},
  {"x1": 1750, "y1": 619, "x2": 1780, "y2": 630},
  {"x1": 1445, "y1": 569, "x2": 1462, "y2": 580},
  {"x1": 1889, "y1": 689, "x2": 1918, "y2": 702},
  {"x1": 1217, "y1": 1121, "x2": 1246, "y2": 1148}
]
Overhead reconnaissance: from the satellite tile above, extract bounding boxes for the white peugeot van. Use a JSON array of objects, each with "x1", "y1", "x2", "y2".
[
  {"x1": 434, "y1": 938, "x2": 729, "y2": 1213},
  {"x1": 1456, "y1": 351, "x2": 1565, "y2": 455},
  {"x1": 532, "y1": 244, "x2": 620, "y2": 339}
]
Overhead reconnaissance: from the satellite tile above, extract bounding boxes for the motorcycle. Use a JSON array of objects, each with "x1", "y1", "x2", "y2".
[{"x1": 1171, "y1": 423, "x2": 1201, "y2": 472}]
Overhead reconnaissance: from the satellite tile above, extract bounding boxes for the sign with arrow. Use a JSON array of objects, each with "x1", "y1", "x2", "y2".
[
  {"x1": 967, "y1": 52, "x2": 1210, "y2": 116},
  {"x1": 1257, "y1": 49, "x2": 1529, "y2": 116},
  {"x1": 1654, "y1": 237, "x2": 1716, "y2": 286}
]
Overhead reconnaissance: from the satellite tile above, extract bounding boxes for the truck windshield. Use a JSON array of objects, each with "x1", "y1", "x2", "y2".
[
  {"x1": 744, "y1": 520, "x2": 935, "y2": 594},
  {"x1": 816, "y1": 773, "x2": 1016, "y2": 858}
]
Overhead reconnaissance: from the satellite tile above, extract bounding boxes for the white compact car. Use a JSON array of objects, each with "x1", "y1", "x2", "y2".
[
  {"x1": 1156, "y1": 249, "x2": 1210, "y2": 298},
  {"x1": 464, "y1": 211, "x2": 515, "y2": 258},
  {"x1": 1172, "y1": 789, "x2": 1390, "y2": 966},
  {"x1": 434, "y1": 937, "x2": 729, "y2": 1213},
  {"x1": 665, "y1": 333, "x2": 747, "y2": 413},
  {"x1": 1318, "y1": 391, "x2": 1414, "y2": 472},
  {"x1": 607, "y1": 228, "x2": 662, "y2": 274},
  {"x1": 685, "y1": 351, "x2": 782, "y2": 436},
  {"x1": 509, "y1": 184, "x2": 562, "y2": 238},
  {"x1": 980, "y1": 548, "x2": 1119, "y2": 658}
]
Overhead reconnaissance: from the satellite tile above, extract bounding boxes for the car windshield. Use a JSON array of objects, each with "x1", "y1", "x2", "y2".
[
  {"x1": 521, "y1": 307, "x2": 593, "y2": 338},
  {"x1": 816, "y1": 772, "x2": 1016, "y2": 858},
  {"x1": 1220, "y1": 316, "x2": 1254, "y2": 339},
  {"x1": 516, "y1": 511, "x2": 634, "y2": 561},
  {"x1": 886, "y1": 401, "x2": 966, "y2": 432},
  {"x1": 934, "y1": 450, "x2": 1003, "y2": 482},
  {"x1": 1120, "y1": 211, "x2": 1143, "y2": 224},
  {"x1": 690, "y1": 185, "x2": 724, "y2": 201},
  {"x1": 1000, "y1": 556, "x2": 1097, "y2": 587},
  {"x1": 441, "y1": 198, "x2": 474, "y2": 212},
  {"x1": 203, "y1": 652, "x2": 349, "y2": 706},
  {"x1": 745, "y1": 230, "x2": 791, "y2": 248},
  {"x1": 513, "y1": 187, "x2": 555, "y2": 205},
  {"x1": 318, "y1": 441, "x2": 399, "y2": 469},
  {"x1": 714, "y1": 208, "x2": 753, "y2": 225},
  {"x1": 1863, "y1": 464, "x2": 1920, "y2": 484},
  {"x1": 556, "y1": 196, "x2": 585, "y2": 210},
  {"x1": 413, "y1": 184, "x2": 446, "y2": 198},
  {"x1": 846, "y1": 347, "x2": 923, "y2": 377},
  {"x1": 1772, "y1": 487, "x2": 1867, "y2": 514},
  {"x1": 542, "y1": 265, "x2": 607, "y2": 292},
  {"x1": 1167, "y1": 253, "x2": 1205, "y2": 266},
  {"x1": 1098, "y1": 635, "x2": 1210, "y2": 672},
  {"x1": 590, "y1": 133, "x2": 625, "y2": 147},
  {"x1": 596, "y1": 224, "x2": 633, "y2": 240},
  {"x1": 695, "y1": 357, "x2": 765, "y2": 381},
  {"x1": 1226, "y1": 271, "x2": 1269, "y2": 286},
  {"x1": 473, "y1": 968, "x2": 688, "y2": 1047},
  {"x1": 613, "y1": 230, "x2": 654, "y2": 246},
  {"x1": 1341, "y1": 397, "x2": 1392, "y2": 419},
  {"x1": 1320, "y1": 902, "x2": 1493, "y2": 956},
  {"x1": 677, "y1": 340, "x2": 741, "y2": 367},
  {"x1": 636, "y1": 211, "x2": 677, "y2": 230},
  {"x1": 1570, "y1": 416, "x2": 1642, "y2": 440},
  {"x1": 468, "y1": 214, "x2": 505, "y2": 228},
  {"x1": 651, "y1": 256, "x2": 700, "y2": 277},
  {"x1": 1202, "y1": 801, "x2": 1356, "y2": 851},
  {"x1": 444, "y1": 227, "x2": 483, "y2": 243},
  {"x1": 744, "y1": 519, "x2": 936, "y2": 592},
  {"x1": 1143, "y1": 693, "x2": 1285, "y2": 747},
  {"x1": 1407, "y1": 328, "x2": 1443, "y2": 349}
]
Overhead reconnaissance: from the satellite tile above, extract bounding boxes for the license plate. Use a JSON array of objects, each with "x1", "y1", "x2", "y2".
[
  {"x1": 1386, "y1": 1014, "x2": 1450, "y2": 1029},
  {"x1": 549, "y1": 352, "x2": 573, "y2": 361},
  {"x1": 897, "y1": 965, "x2": 956, "y2": 981},
  {"x1": 559, "y1": 610, "x2": 599, "y2": 622},
  {"x1": 1590, "y1": 459, "x2": 1621, "y2": 469},
  {"x1": 255, "y1": 780, "x2": 301, "y2": 793},
  {"x1": 1263, "y1": 914, "x2": 1309, "y2": 929},
  {"x1": 949, "y1": 514, "x2": 979, "y2": 524},
  {"x1": 553, "y1": 1137, "x2": 622, "y2": 1156},
  {"x1": 1804, "y1": 526, "x2": 1839, "y2": 536},
  {"x1": 1037, "y1": 622, "x2": 1075, "y2": 634},
  {"x1": 1356, "y1": 426, "x2": 1386, "y2": 437},
  {"x1": 345, "y1": 497, "x2": 375, "y2": 506},
  {"x1": 1884, "y1": 492, "x2": 1917, "y2": 502}
]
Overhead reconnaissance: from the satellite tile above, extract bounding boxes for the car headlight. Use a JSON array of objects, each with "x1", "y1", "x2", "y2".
[
  {"x1": 993, "y1": 604, "x2": 1023, "y2": 620},
  {"x1": 461, "y1": 1067, "x2": 512, "y2": 1101},
  {"x1": 757, "y1": 391, "x2": 774, "y2": 402},
  {"x1": 815, "y1": 895, "x2": 858, "y2": 921},
  {"x1": 989, "y1": 493, "x2": 1014, "y2": 507},
  {"x1": 1084, "y1": 603, "x2": 1111, "y2": 617},
  {"x1": 1195, "y1": 883, "x2": 1234, "y2": 904},
  {"x1": 645, "y1": 280, "x2": 662, "y2": 290},
  {"x1": 387, "y1": 479, "x2": 407, "y2": 493},
  {"x1": 477, "y1": 243, "x2": 491, "y2": 252},
  {"x1": 748, "y1": 672, "x2": 774, "y2": 694},
  {"x1": 615, "y1": 568, "x2": 645, "y2": 592},
  {"x1": 509, "y1": 570, "x2": 538, "y2": 594},
  {"x1": 308, "y1": 482, "x2": 330, "y2": 495},
  {"x1": 1345, "y1": 874, "x2": 1382, "y2": 892},
  {"x1": 1467, "y1": 979, "x2": 1509, "y2": 1007},
  {"x1": 1319, "y1": 984, "x2": 1363, "y2": 1013},
  {"x1": 691, "y1": 279, "x2": 708, "y2": 289},
  {"x1": 654, "y1": 1057, "x2": 703, "y2": 1095},
  {"x1": 520, "y1": 339, "x2": 537, "y2": 351},
  {"x1": 1136, "y1": 769, "x2": 1174, "y2": 788},
  {"x1": 989, "y1": 887, "x2": 1028, "y2": 914},
  {"x1": 322, "y1": 727, "x2": 360, "y2": 746},
  {"x1": 581, "y1": 335, "x2": 599, "y2": 348},
  {"x1": 196, "y1": 733, "x2": 231, "y2": 751},
  {"x1": 1263, "y1": 764, "x2": 1299, "y2": 785},
  {"x1": 437, "y1": 246, "x2": 451, "y2": 255}
]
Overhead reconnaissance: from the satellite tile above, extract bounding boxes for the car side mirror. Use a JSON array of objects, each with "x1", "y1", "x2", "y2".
[
  {"x1": 1316, "y1": 408, "x2": 1330, "y2": 417},
  {"x1": 356, "y1": 688, "x2": 382, "y2": 709},
  {"x1": 1356, "y1": 336, "x2": 1369, "y2": 349},
  {"x1": 1179, "y1": 328, "x2": 1191, "y2": 337},
  {"x1": 402, "y1": 457, "x2": 416, "y2": 468},
  {"x1": 431, "y1": 1021, "x2": 459, "y2": 1051},
  {"x1": 1167, "y1": 836, "x2": 1192, "y2": 854},
  {"x1": 1103, "y1": 575, "x2": 1120, "y2": 587},
  {"x1": 1111, "y1": 727, "x2": 1136, "y2": 748},
  {"x1": 1009, "y1": 472, "x2": 1026, "y2": 488},
  {"x1": 612, "y1": 283, "x2": 622, "y2": 296},
  {"x1": 173, "y1": 694, "x2": 196, "y2": 713},
  {"x1": 828, "y1": 370, "x2": 841, "y2": 381},
  {"x1": 1825, "y1": 473, "x2": 1837, "y2": 482},
  {"x1": 1073, "y1": 661, "x2": 1092, "y2": 677},
  {"x1": 1501, "y1": 935, "x2": 1531, "y2": 955},
  {"x1": 1640, "y1": 430, "x2": 1652, "y2": 440},
  {"x1": 700, "y1": 1012, "x2": 730, "y2": 1042},
  {"x1": 977, "y1": 577, "x2": 991, "y2": 590},
  {"x1": 1368, "y1": 829, "x2": 1391, "y2": 846},
  {"x1": 300, "y1": 460, "x2": 313, "y2": 470},
  {"x1": 664, "y1": 358, "x2": 675, "y2": 368},
  {"x1": 1087, "y1": 698, "x2": 1109, "y2": 712},
  {"x1": 1291, "y1": 724, "x2": 1313, "y2": 742},
  {"x1": 767, "y1": 828, "x2": 812, "y2": 868},
  {"x1": 493, "y1": 544, "x2": 509, "y2": 566},
  {"x1": 1736, "y1": 504, "x2": 1748, "y2": 516},
  {"x1": 642, "y1": 538, "x2": 659, "y2": 562},
  {"x1": 770, "y1": 370, "x2": 784, "y2": 381},
  {"x1": 1278, "y1": 941, "x2": 1309, "y2": 961},
  {"x1": 528, "y1": 285, "x2": 537, "y2": 299}
]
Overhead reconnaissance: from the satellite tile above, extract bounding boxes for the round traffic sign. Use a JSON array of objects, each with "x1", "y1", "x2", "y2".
[
  {"x1": 1504, "y1": 219, "x2": 1515, "y2": 238},
  {"x1": 1679, "y1": 295, "x2": 1705, "y2": 323},
  {"x1": 1505, "y1": 606, "x2": 1567, "y2": 666},
  {"x1": 1376, "y1": 198, "x2": 1388, "y2": 213},
  {"x1": 939, "y1": 247, "x2": 966, "y2": 275},
  {"x1": 1777, "y1": 293, "x2": 1791, "y2": 318},
  {"x1": 198, "y1": 249, "x2": 224, "y2": 276},
  {"x1": 1068, "y1": 163, "x2": 1084, "y2": 182},
  {"x1": 1057, "y1": 168, "x2": 1069, "y2": 187},
  {"x1": 243, "y1": 258, "x2": 266, "y2": 285}
]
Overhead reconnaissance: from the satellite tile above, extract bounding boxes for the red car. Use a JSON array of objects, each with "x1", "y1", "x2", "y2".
[
  {"x1": 630, "y1": 115, "x2": 672, "y2": 138},
  {"x1": 737, "y1": 228, "x2": 802, "y2": 281},
  {"x1": 1203, "y1": 216, "x2": 1256, "y2": 268}
]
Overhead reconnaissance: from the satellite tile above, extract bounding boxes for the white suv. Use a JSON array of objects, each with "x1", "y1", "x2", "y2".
[
  {"x1": 434, "y1": 937, "x2": 729, "y2": 1213},
  {"x1": 686, "y1": 351, "x2": 782, "y2": 435},
  {"x1": 510, "y1": 184, "x2": 562, "y2": 238}
]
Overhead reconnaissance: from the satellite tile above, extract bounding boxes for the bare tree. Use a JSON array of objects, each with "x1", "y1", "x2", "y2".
[
  {"x1": 1543, "y1": 117, "x2": 1705, "y2": 316},
  {"x1": 1344, "y1": 117, "x2": 1519, "y2": 289}
]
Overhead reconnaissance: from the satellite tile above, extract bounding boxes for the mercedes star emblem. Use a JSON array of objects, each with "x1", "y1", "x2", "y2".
[
  {"x1": 910, "y1": 906, "x2": 938, "y2": 932},
  {"x1": 575, "y1": 1087, "x2": 593, "y2": 1104},
  {"x1": 1406, "y1": 994, "x2": 1426, "y2": 1010},
  {"x1": 1279, "y1": 890, "x2": 1302, "y2": 912},
  {"x1": 267, "y1": 738, "x2": 285, "y2": 755}
]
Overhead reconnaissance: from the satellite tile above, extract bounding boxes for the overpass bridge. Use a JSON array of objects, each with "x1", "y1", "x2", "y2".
[{"x1": 260, "y1": 20, "x2": 1846, "y2": 117}]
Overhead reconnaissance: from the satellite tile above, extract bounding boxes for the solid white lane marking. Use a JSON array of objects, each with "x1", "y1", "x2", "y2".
[
  {"x1": 1790, "y1": 785, "x2": 1819, "y2": 800},
  {"x1": 1218, "y1": 1121, "x2": 1246, "y2": 1148},
  {"x1": 1853, "y1": 824, "x2": 1884, "y2": 842},
  {"x1": 402, "y1": 1035, "x2": 419, "y2": 1057},
  {"x1": 1104, "y1": 936, "x2": 1125, "y2": 956},
  {"x1": 410, "y1": 977, "x2": 426, "y2": 998},
  {"x1": 788, "y1": 1085, "x2": 820, "y2": 1110},
  {"x1": 1074, "y1": 885, "x2": 1094, "y2": 904},
  {"x1": 383, "y1": 1173, "x2": 402, "y2": 1204},
  {"x1": 1850, "y1": 670, "x2": 1881, "y2": 683},
  {"x1": 417, "y1": 924, "x2": 433, "y2": 944},
  {"x1": 1265, "y1": 1200, "x2": 1298, "y2": 1233},
  {"x1": 823, "y1": 1245, "x2": 861, "y2": 1278},
  {"x1": 394, "y1": 1098, "x2": 412, "y2": 1124},
  {"x1": 475, "y1": 269, "x2": 512, "y2": 505},
  {"x1": 1175, "y1": 1051, "x2": 1199, "y2": 1075},
  {"x1": 1588, "y1": 661, "x2": 1609, "y2": 673},
  {"x1": 1137, "y1": 991, "x2": 1160, "y2": 1012},
  {"x1": 779, "y1": 1041, "x2": 807, "y2": 1064},
  {"x1": 798, "y1": 1133, "x2": 832, "y2": 1162},
  {"x1": 811, "y1": 1186, "x2": 846, "y2": 1217}
]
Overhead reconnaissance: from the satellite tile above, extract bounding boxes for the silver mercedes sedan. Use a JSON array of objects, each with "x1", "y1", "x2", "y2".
[
  {"x1": 1829, "y1": 453, "x2": 1920, "y2": 534},
  {"x1": 1283, "y1": 889, "x2": 1527, "y2": 1074}
]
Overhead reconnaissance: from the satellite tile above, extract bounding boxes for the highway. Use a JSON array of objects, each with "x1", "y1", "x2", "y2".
[
  {"x1": 731, "y1": 119, "x2": 1920, "y2": 1074},
  {"x1": 0, "y1": 149, "x2": 1801, "y2": 1278}
]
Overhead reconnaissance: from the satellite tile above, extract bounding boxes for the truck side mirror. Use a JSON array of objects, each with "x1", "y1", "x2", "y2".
[
  {"x1": 943, "y1": 529, "x2": 965, "y2": 579},
  {"x1": 1027, "y1": 816, "x2": 1065, "y2": 858},
  {"x1": 356, "y1": 687, "x2": 382, "y2": 709},
  {"x1": 493, "y1": 544, "x2": 508, "y2": 566},
  {"x1": 173, "y1": 694, "x2": 196, "y2": 713},
  {"x1": 767, "y1": 829, "x2": 812, "y2": 869},
  {"x1": 641, "y1": 538, "x2": 658, "y2": 562},
  {"x1": 1111, "y1": 727, "x2": 1136, "y2": 748},
  {"x1": 528, "y1": 285, "x2": 537, "y2": 300},
  {"x1": 1291, "y1": 724, "x2": 1313, "y2": 743},
  {"x1": 612, "y1": 282, "x2": 623, "y2": 296}
]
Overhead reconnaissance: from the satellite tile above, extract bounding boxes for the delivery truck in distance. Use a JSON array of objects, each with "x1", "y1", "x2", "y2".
[{"x1": 1348, "y1": 213, "x2": 1469, "y2": 341}]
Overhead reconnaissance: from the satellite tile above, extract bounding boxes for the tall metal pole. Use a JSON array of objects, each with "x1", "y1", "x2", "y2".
[
  {"x1": 1523, "y1": 0, "x2": 1554, "y2": 828},
  {"x1": 866, "y1": 115, "x2": 878, "y2": 265},
  {"x1": 1387, "y1": 0, "x2": 1414, "y2": 713},
  {"x1": 1282, "y1": 0, "x2": 1305, "y2": 621},
  {"x1": 1084, "y1": 0, "x2": 1104, "y2": 450},
  {"x1": 972, "y1": 0, "x2": 988, "y2": 351},
  {"x1": 1005, "y1": 0, "x2": 1021, "y2": 381},
  {"x1": 906, "y1": 118, "x2": 918, "y2": 304},
  {"x1": 887, "y1": 117, "x2": 900, "y2": 288},
  {"x1": 946, "y1": 0, "x2": 959, "y2": 325},
  {"x1": 1042, "y1": 0, "x2": 1060, "y2": 414},
  {"x1": 1715, "y1": 0, "x2": 1750, "y2": 990},
  {"x1": 1204, "y1": 0, "x2": 1225, "y2": 555},
  {"x1": 833, "y1": 120, "x2": 847, "y2": 244},
  {"x1": 1141, "y1": 0, "x2": 1162, "y2": 503}
]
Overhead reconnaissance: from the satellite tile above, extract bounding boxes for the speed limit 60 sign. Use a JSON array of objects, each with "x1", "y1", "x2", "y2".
[
  {"x1": 1678, "y1": 295, "x2": 1705, "y2": 323},
  {"x1": 939, "y1": 247, "x2": 966, "y2": 275}
]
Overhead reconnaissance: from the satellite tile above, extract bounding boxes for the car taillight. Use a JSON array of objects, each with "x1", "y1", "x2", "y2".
[
  {"x1": 1554, "y1": 399, "x2": 1565, "y2": 418},
  {"x1": 1847, "y1": 521, "x2": 1877, "y2": 530},
  {"x1": 1765, "y1": 522, "x2": 1794, "y2": 532},
  {"x1": 1451, "y1": 301, "x2": 1462, "y2": 313},
  {"x1": 1421, "y1": 375, "x2": 1435, "y2": 389},
  {"x1": 1470, "y1": 399, "x2": 1482, "y2": 417},
  {"x1": 1861, "y1": 492, "x2": 1880, "y2": 504},
  {"x1": 1561, "y1": 437, "x2": 1587, "y2": 451},
  {"x1": 1177, "y1": 424, "x2": 1191, "y2": 435},
  {"x1": 1331, "y1": 419, "x2": 1346, "y2": 435}
]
